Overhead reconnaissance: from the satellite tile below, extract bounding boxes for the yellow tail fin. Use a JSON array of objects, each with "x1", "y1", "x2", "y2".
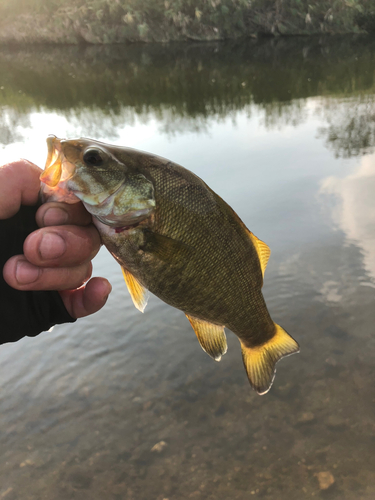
[{"x1": 241, "y1": 324, "x2": 299, "y2": 395}]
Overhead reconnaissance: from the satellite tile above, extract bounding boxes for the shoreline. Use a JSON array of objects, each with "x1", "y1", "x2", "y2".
[
  {"x1": 0, "y1": 32, "x2": 371, "y2": 51},
  {"x1": 0, "y1": 29, "x2": 369, "y2": 47}
]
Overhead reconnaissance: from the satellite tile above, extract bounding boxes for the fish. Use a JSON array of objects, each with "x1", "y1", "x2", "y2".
[{"x1": 40, "y1": 135, "x2": 299, "y2": 395}]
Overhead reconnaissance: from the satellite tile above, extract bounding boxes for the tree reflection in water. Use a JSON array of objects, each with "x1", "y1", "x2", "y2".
[{"x1": 1, "y1": 36, "x2": 375, "y2": 155}]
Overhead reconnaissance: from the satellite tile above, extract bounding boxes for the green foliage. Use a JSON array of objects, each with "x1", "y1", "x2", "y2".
[
  {"x1": 0, "y1": 0, "x2": 372, "y2": 42},
  {"x1": 355, "y1": 0, "x2": 375, "y2": 32},
  {"x1": 250, "y1": 0, "x2": 366, "y2": 34}
]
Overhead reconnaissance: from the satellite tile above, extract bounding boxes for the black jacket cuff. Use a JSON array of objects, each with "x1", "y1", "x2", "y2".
[{"x1": 0, "y1": 204, "x2": 76, "y2": 344}]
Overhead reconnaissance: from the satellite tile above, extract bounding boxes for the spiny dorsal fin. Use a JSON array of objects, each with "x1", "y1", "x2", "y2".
[
  {"x1": 248, "y1": 232, "x2": 271, "y2": 278},
  {"x1": 241, "y1": 323, "x2": 299, "y2": 395},
  {"x1": 186, "y1": 314, "x2": 227, "y2": 362},
  {"x1": 121, "y1": 266, "x2": 149, "y2": 313}
]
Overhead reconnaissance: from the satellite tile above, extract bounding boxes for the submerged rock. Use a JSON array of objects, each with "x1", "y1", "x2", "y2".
[{"x1": 316, "y1": 471, "x2": 335, "y2": 490}]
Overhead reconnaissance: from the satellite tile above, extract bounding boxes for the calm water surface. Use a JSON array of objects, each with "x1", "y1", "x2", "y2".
[{"x1": 1, "y1": 37, "x2": 375, "y2": 499}]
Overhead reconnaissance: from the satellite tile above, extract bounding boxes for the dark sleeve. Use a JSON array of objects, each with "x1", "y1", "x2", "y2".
[{"x1": 0, "y1": 205, "x2": 76, "y2": 344}]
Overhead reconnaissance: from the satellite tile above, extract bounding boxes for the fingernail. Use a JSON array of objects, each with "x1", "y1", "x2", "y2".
[
  {"x1": 39, "y1": 233, "x2": 67, "y2": 260},
  {"x1": 104, "y1": 283, "x2": 113, "y2": 303},
  {"x1": 16, "y1": 261, "x2": 40, "y2": 284},
  {"x1": 43, "y1": 207, "x2": 69, "y2": 226}
]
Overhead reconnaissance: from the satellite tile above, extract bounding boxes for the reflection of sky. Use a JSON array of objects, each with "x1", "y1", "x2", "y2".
[
  {"x1": 321, "y1": 152, "x2": 375, "y2": 280},
  {"x1": 1, "y1": 98, "x2": 360, "y2": 254}
]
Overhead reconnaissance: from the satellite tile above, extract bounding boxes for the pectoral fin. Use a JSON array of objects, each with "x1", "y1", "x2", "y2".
[
  {"x1": 248, "y1": 232, "x2": 271, "y2": 278},
  {"x1": 186, "y1": 315, "x2": 227, "y2": 361},
  {"x1": 121, "y1": 267, "x2": 149, "y2": 313},
  {"x1": 241, "y1": 324, "x2": 299, "y2": 395},
  {"x1": 142, "y1": 230, "x2": 193, "y2": 262}
]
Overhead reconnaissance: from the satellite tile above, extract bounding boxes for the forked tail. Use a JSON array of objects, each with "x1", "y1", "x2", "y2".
[{"x1": 241, "y1": 324, "x2": 299, "y2": 395}]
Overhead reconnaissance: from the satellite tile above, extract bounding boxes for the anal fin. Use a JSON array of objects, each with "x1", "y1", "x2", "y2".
[
  {"x1": 241, "y1": 324, "x2": 299, "y2": 395},
  {"x1": 186, "y1": 314, "x2": 227, "y2": 361},
  {"x1": 121, "y1": 266, "x2": 149, "y2": 313}
]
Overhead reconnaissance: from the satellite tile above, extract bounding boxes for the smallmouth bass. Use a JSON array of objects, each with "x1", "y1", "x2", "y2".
[{"x1": 40, "y1": 135, "x2": 299, "y2": 395}]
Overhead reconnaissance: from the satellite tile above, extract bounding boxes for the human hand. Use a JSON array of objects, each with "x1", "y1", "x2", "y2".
[{"x1": 1, "y1": 159, "x2": 111, "y2": 327}]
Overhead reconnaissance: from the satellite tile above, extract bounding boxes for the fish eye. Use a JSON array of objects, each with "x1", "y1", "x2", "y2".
[{"x1": 83, "y1": 149, "x2": 104, "y2": 167}]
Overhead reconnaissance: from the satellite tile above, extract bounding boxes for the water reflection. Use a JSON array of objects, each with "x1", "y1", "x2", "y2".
[
  {"x1": 321, "y1": 152, "x2": 375, "y2": 280},
  {"x1": 0, "y1": 107, "x2": 30, "y2": 145},
  {"x1": 318, "y1": 95, "x2": 375, "y2": 158},
  {"x1": 1, "y1": 37, "x2": 375, "y2": 500},
  {"x1": 1, "y1": 36, "x2": 375, "y2": 147}
]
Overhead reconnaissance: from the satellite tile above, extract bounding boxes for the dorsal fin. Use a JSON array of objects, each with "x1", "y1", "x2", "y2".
[
  {"x1": 186, "y1": 314, "x2": 227, "y2": 361},
  {"x1": 121, "y1": 267, "x2": 149, "y2": 313},
  {"x1": 248, "y1": 232, "x2": 271, "y2": 277}
]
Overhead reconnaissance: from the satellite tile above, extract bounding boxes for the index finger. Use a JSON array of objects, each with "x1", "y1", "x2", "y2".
[
  {"x1": 0, "y1": 160, "x2": 41, "y2": 219},
  {"x1": 36, "y1": 201, "x2": 93, "y2": 227}
]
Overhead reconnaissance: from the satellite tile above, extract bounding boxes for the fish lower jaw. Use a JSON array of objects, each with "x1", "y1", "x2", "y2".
[
  {"x1": 95, "y1": 216, "x2": 141, "y2": 234},
  {"x1": 89, "y1": 206, "x2": 153, "y2": 232},
  {"x1": 92, "y1": 217, "x2": 143, "y2": 236},
  {"x1": 40, "y1": 182, "x2": 81, "y2": 204}
]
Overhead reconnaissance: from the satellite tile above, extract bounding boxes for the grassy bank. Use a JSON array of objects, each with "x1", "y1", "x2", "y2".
[{"x1": 0, "y1": 0, "x2": 374, "y2": 44}]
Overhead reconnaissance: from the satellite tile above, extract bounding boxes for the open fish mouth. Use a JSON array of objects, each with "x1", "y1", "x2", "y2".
[
  {"x1": 41, "y1": 135, "x2": 65, "y2": 187},
  {"x1": 40, "y1": 135, "x2": 81, "y2": 204}
]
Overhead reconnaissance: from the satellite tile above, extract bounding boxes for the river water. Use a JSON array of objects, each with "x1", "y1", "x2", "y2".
[{"x1": 1, "y1": 37, "x2": 375, "y2": 499}]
